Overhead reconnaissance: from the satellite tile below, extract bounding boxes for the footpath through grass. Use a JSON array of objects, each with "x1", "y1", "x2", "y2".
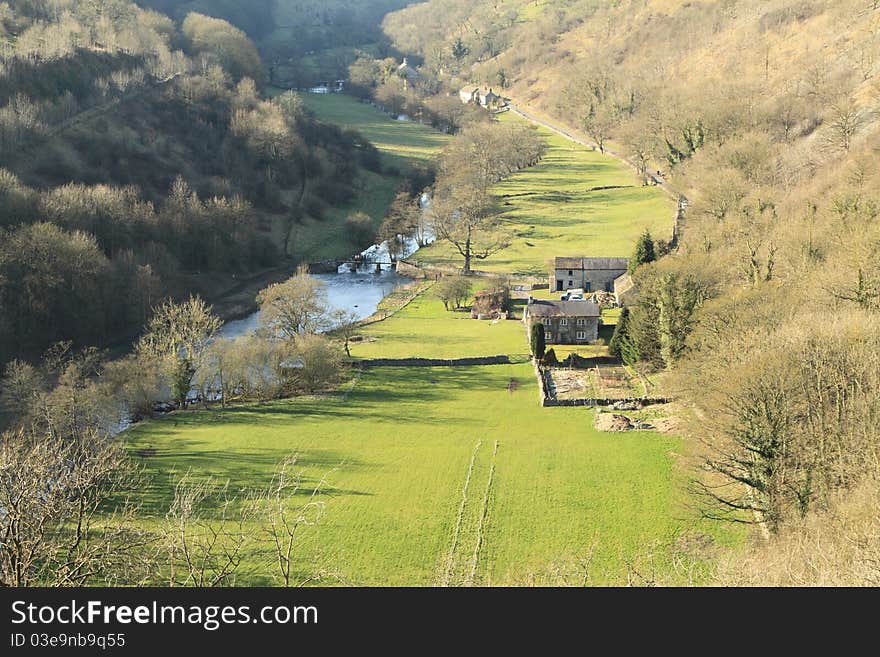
[
  {"x1": 414, "y1": 113, "x2": 673, "y2": 276},
  {"x1": 127, "y1": 364, "x2": 735, "y2": 586}
]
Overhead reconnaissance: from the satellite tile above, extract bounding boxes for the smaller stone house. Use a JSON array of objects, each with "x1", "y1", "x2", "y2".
[
  {"x1": 459, "y1": 85, "x2": 501, "y2": 108},
  {"x1": 481, "y1": 88, "x2": 500, "y2": 108},
  {"x1": 550, "y1": 256, "x2": 629, "y2": 293},
  {"x1": 471, "y1": 289, "x2": 507, "y2": 319},
  {"x1": 523, "y1": 298, "x2": 601, "y2": 345}
]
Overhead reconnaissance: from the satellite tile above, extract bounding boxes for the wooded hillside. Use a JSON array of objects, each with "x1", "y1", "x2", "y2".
[
  {"x1": 0, "y1": 0, "x2": 384, "y2": 363},
  {"x1": 134, "y1": 0, "x2": 413, "y2": 87}
]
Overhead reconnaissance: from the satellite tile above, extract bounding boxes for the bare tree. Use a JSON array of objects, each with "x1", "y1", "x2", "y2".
[
  {"x1": 257, "y1": 266, "x2": 331, "y2": 340},
  {"x1": 582, "y1": 102, "x2": 618, "y2": 153},
  {"x1": 138, "y1": 296, "x2": 222, "y2": 408},
  {"x1": 262, "y1": 456, "x2": 334, "y2": 587},
  {"x1": 830, "y1": 268, "x2": 880, "y2": 309},
  {"x1": 164, "y1": 475, "x2": 253, "y2": 587},
  {"x1": 430, "y1": 184, "x2": 510, "y2": 273},
  {"x1": 330, "y1": 308, "x2": 361, "y2": 357},
  {"x1": 825, "y1": 99, "x2": 869, "y2": 152},
  {"x1": 0, "y1": 428, "x2": 152, "y2": 587}
]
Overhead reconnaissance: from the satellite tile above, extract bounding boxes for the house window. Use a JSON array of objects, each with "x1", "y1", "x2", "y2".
[
  {"x1": 577, "y1": 331, "x2": 587, "y2": 340},
  {"x1": 542, "y1": 318, "x2": 552, "y2": 326},
  {"x1": 560, "y1": 319, "x2": 568, "y2": 326},
  {"x1": 576, "y1": 318, "x2": 585, "y2": 326},
  {"x1": 568, "y1": 270, "x2": 573, "y2": 276},
  {"x1": 545, "y1": 332, "x2": 553, "y2": 342},
  {"x1": 568, "y1": 280, "x2": 573, "y2": 287}
]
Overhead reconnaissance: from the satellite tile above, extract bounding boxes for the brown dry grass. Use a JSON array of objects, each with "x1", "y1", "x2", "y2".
[{"x1": 715, "y1": 477, "x2": 880, "y2": 586}]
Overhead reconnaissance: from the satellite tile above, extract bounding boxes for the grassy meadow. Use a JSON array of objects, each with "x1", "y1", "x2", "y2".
[
  {"x1": 351, "y1": 284, "x2": 529, "y2": 360},
  {"x1": 414, "y1": 113, "x2": 674, "y2": 276},
  {"x1": 349, "y1": 285, "x2": 623, "y2": 361},
  {"x1": 127, "y1": 364, "x2": 734, "y2": 586},
  {"x1": 300, "y1": 93, "x2": 450, "y2": 169}
]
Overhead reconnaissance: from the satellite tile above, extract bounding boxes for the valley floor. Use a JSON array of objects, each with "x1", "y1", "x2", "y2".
[
  {"x1": 125, "y1": 95, "x2": 741, "y2": 585},
  {"x1": 126, "y1": 364, "x2": 736, "y2": 585}
]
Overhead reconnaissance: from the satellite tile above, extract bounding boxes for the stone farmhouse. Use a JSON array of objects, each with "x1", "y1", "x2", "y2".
[
  {"x1": 458, "y1": 85, "x2": 501, "y2": 108},
  {"x1": 550, "y1": 257, "x2": 629, "y2": 294},
  {"x1": 523, "y1": 298, "x2": 601, "y2": 345}
]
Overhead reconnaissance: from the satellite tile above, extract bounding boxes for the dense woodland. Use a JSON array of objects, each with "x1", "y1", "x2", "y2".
[
  {"x1": 383, "y1": 0, "x2": 880, "y2": 583},
  {"x1": 133, "y1": 0, "x2": 414, "y2": 88}
]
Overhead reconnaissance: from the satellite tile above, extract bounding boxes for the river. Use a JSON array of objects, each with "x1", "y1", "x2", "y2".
[
  {"x1": 219, "y1": 193, "x2": 433, "y2": 340},
  {"x1": 218, "y1": 270, "x2": 408, "y2": 340}
]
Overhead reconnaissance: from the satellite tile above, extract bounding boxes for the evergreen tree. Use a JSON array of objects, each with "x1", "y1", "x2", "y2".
[
  {"x1": 452, "y1": 37, "x2": 469, "y2": 61},
  {"x1": 629, "y1": 229, "x2": 657, "y2": 274},
  {"x1": 530, "y1": 322, "x2": 546, "y2": 361},
  {"x1": 609, "y1": 307, "x2": 639, "y2": 365}
]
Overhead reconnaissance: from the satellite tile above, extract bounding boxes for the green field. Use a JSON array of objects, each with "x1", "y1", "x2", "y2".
[
  {"x1": 414, "y1": 114, "x2": 674, "y2": 276},
  {"x1": 300, "y1": 93, "x2": 450, "y2": 169},
  {"x1": 349, "y1": 285, "x2": 624, "y2": 360},
  {"x1": 351, "y1": 284, "x2": 529, "y2": 359},
  {"x1": 127, "y1": 364, "x2": 732, "y2": 586}
]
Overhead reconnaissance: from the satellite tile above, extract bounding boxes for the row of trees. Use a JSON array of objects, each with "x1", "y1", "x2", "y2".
[
  {"x1": 0, "y1": 172, "x2": 279, "y2": 364},
  {"x1": 126, "y1": 268, "x2": 353, "y2": 412},
  {"x1": 428, "y1": 122, "x2": 545, "y2": 272}
]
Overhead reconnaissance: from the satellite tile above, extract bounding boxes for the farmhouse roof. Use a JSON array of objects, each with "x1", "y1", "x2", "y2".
[
  {"x1": 397, "y1": 58, "x2": 419, "y2": 79},
  {"x1": 614, "y1": 273, "x2": 634, "y2": 293},
  {"x1": 554, "y1": 256, "x2": 584, "y2": 270},
  {"x1": 527, "y1": 299, "x2": 600, "y2": 318},
  {"x1": 585, "y1": 257, "x2": 629, "y2": 270},
  {"x1": 554, "y1": 257, "x2": 629, "y2": 271}
]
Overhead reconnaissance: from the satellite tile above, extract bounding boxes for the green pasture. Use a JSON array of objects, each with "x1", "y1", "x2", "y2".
[
  {"x1": 300, "y1": 93, "x2": 450, "y2": 170},
  {"x1": 415, "y1": 114, "x2": 673, "y2": 276},
  {"x1": 127, "y1": 364, "x2": 735, "y2": 586},
  {"x1": 351, "y1": 285, "x2": 528, "y2": 359}
]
